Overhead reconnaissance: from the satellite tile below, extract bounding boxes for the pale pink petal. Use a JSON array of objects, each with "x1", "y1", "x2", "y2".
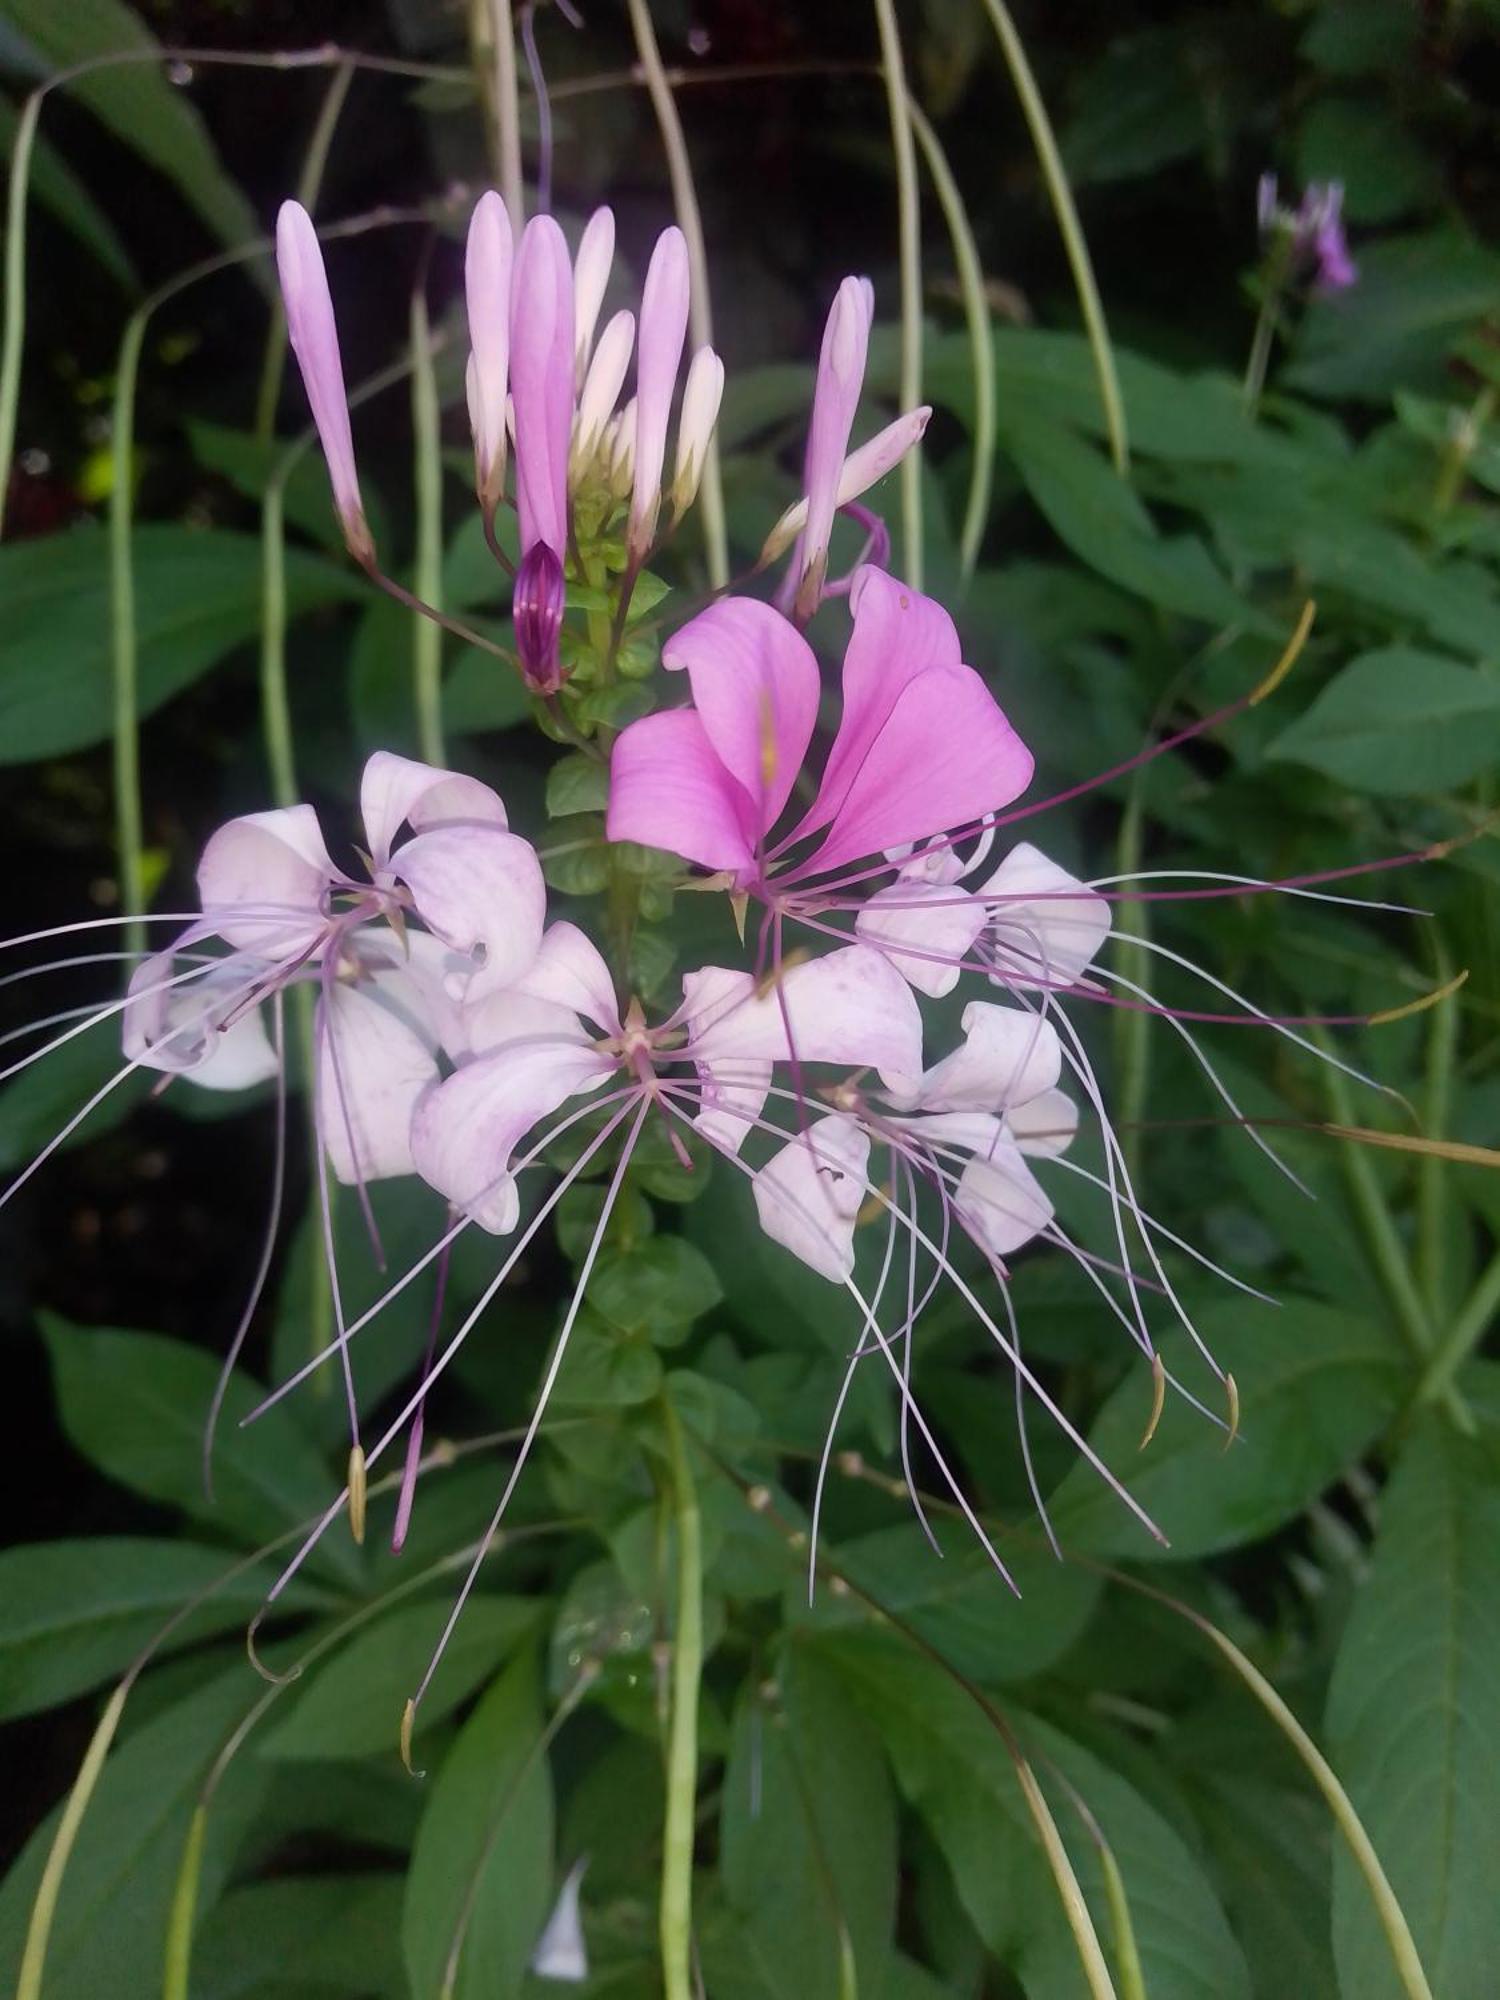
[
  {"x1": 762, "y1": 408, "x2": 932, "y2": 562},
  {"x1": 449, "y1": 987, "x2": 589, "y2": 1066},
  {"x1": 275, "y1": 201, "x2": 369, "y2": 557},
  {"x1": 692, "y1": 1058, "x2": 773, "y2": 1158},
  {"x1": 788, "y1": 276, "x2": 873, "y2": 612},
  {"x1": 573, "y1": 308, "x2": 634, "y2": 469},
  {"x1": 605, "y1": 710, "x2": 758, "y2": 876},
  {"x1": 683, "y1": 945, "x2": 922, "y2": 1085},
  {"x1": 320, "y1": 969, "x2": 440, "y2": 1185},
  {"x1": 389, "y1": 825, "x2": 546, "y2": 1004},
  {"x1": 123, "y1": 953, "x2": 279, "y2": 1090},
  {"x1": 752, "y1": 1115, "x2": 870, "y2": 1282},
  {"x1": 573, "y1": 207, "x2": 615, "y2": 372},
  {"x1": 954, "y1": 1138, "x2": 1054, "y2": 1259},
  {"x1": 661, "y1": 597, "x2": 819, "y2": 838},
  {"x1": 887, "y1": 1001, "x2": 1061, "y2": 1116},
  {"x1": 854, "y1": 877, "x2": 985, "y2": 997},
  {"x1": 895, "y1": 1109, "x2": 1005, "y2": 1157},
  {"x1": 360, "y1": 751, "x2": 509, "y2": 869},
  {"x1": 514, "y1": 921, "x2": 621, "y2": 1036},
  {"x1": 672, "y1": 346, "x2": 724, "y2": 514},
  {"x1": 510, "y1": 214, "x2": 575, "y2": 556},
  {"x1": 629, "y1": 226, "x2": 691, "y2": 556},
  {"x1": 980, "y1": 842, "x2": 1113, "y2": 988},
  {"x1": 797, "y1": 664, "x2": 1034, "y2": 880},
  {"x1": 411, "y1": 1042, "x2": 614, "y2": 1233},
  {"x1": 532, "y1": 1857, "x2": 590, "y2": 1982},
  {"x1": 464, "y1": 190, "x2": 514, "y2": 507},
  {"x1": 197, "y1": 805, "x2": 339, "y2": 956},
  {"x1": 792, "y1": 568, "x2": 960, "y2": 844},
  {"x1": 1009, "y1": 1087, "x2": 1079, "y2": 1160}
]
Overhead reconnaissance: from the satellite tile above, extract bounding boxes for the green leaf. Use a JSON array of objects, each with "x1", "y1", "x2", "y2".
[
  {"x1": 4, "y1": 0, "x2": 260, "y2": 256},
  {"x1": 190, "y1": 1874, "x2": 408, "y2": 2000},
  {"x1": 1045, "y1": 1298, "x2": 1408, "y2": 1560},
  {"x1": 0, "y1": 524, "x2": 361, "y2": 764},
  {"x1": 791, "y1": 1522, "x2": 1100, "y2": 1685},
  {"x1": 820, "y1": 1627, "x2": 1252, "y2": 2000},
  {"x1": 1268, "y1": 649, "x2": 1500, "y2": 796},
  {"x1": 0, "y1": 1025, "x2": 154, "y2": 1173},
  {"x1": 1061, "y1": 26, "x2": 1216, "y2": 185},
  {"x1": 43, "y1": 1319, "x2": 361, "y2": 1585},
  {"x1": 0, "y1": 1538, "x2": 308, "y2": 1721},
  {"x1": 264, "y1": 1596, "x2": 540, "y2": 1762},
  {"x1": 403, "y1": 1646, "x2": 554, "y2": 2000},
  {"x1": 546, "y1": 751, "x2": 611, "y2": 819},
  {"x1": 186, "y1": 422, "x2": 358, "y2": 549},
  {"x1": 0, "y1": 1662, "x2": 268, "y2": 1997},
  {"x1": 1327, "y1": 1417, "x2": 1500, "y2": 2000},
  {"x1": 589, "y1": 1237, "x2": 724, "y2": 1341},
  {"x1": 0, "y1": 93, "x2": 136, "y2": 288},
  {"x1": 1194, "y1": 1778, "x2": 1336, "y2": 1999},
  {"x1": 702, "y1": 1648, "x2": 897, "y2": 1998},
  {"x1": 1296, "y1": 96, "x2": 1441, "y2": 224}
]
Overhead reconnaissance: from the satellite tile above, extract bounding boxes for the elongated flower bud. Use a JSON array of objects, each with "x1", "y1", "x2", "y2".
[
  {"x1": 572, "y1": 308, "x2": 635, "y2": 481},
  {"x1": 789, "y1": 275, "x2": 874, "y2": 615},
  {"x1": 762, "y1": 405, "x2": 931, "y2": 562},
  {"x1": 628, "y1": 227, "x2": 691, "y2": 561},
  {"x1": 275, "y1": 200, "x2": 371, "y2": 562},
  {"x1": 464, "y1": 191, "x2": 513, "y2": 512},
  {"x1": 606, "y1": 397, "x2": 637, "y2": 502},
  {"x1": 513, "y1": 540, "x2": 567, "y2": 693},
  {"x1": 510, "y1": 214, "x2": 575, "y2": 560},
  {"x1": 672, "y1": 345, "x2": 724, "y2": 517},
  {"x1": 573, "y1": 206, "x2": 615, "y2": 376}
]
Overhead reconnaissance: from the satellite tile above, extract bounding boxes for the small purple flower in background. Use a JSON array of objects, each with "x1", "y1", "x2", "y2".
[{"x1": 1258, "y1": 174, "x2": 1358, "y2": 294}]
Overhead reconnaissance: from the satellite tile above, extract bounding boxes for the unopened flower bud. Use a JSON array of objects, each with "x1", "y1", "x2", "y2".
[
  {"x1": 672, "y1": 345, "x2": 725, "y2": 517},
  {"x1": 629, "y1": 227, "x2": 690, "y2": 561},
  {"x1": 275, "y1": 200, "x2": 372, "y2": 563},
  {"x1": 464, "y1": 190, "x2": 513, "y2": 512},
  {"x1": 513, "y1": 540, "x2": 567, "y2": 694},
  {"x1": 572, "y1": 308, "x2": 635, "y2": 484},
  {"x1": 573, "y1": 205, "x2": 615, "y2": 376},
  {"x1": 606, "y1": 397, "x2": 637, "y2": 502},
  {"x1": 763, "y1": 406, "x2": 931, "y2": 565}
]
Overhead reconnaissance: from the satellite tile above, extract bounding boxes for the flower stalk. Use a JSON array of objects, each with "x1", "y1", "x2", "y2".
[{"x1": 659, "y1": 1391, "x2": 704, "y2": 2000}]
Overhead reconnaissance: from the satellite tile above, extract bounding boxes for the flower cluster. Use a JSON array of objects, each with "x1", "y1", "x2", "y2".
[{"x1": 1256, "y1": 174, "x2": 1358, "y2": 294}]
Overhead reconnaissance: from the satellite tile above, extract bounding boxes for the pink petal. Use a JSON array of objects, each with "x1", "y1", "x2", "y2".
[
  {"x1": 752, "y1": 1115, "x2": 870, "y2": 1282},
  {"x1": 573, "y1": 206, "x2": 616, "y2": 371},
  {"x1": 1009, "y1": 1087, "x2": 1079, "y2": 1160},
  {"x1": 606, "y1": 710, "x2": 758, "y2": 876},
  {"x1": 410, "y1": 1041, "x2": 614, "y2": 1233},
  {"x1": 629, "y1": 226, "x2": 691, "y2": 555},
  {"x1": 574, "y1": 309, "x2": 635, "y2": 468},
  {"x1": 798, "y1": 664, "x2": 1034, "y2": 880},
  {"x1": 123, "y1": 952, "x2": 279, "y2": 1090},
  {"x1": 464, "y1": 191, "x2": 514, "y2": 506},
  {"x1": 389, "y1": 825, "x2": 546, "y2": 1002},
  {"x1": 515, "y1": 921, "x2": 621, "y2": 1036},
  {"x1": 792, "y1": 568, "x2": 960, "y2": 844},
  {"x1": 275, "y1": 201, "x2": 368, "y2": 556},
  {"x1": 887, "y1": 1001, "x2": 1060, "y2": 1115},
  {"x1": 197, "y1": 805, "x2": 339, "y2": 956},
  {"x1": 661, "y1": 597, "x2": 820, "y2": 839},
  {"x1": 763, "y1": 407, "x2": 931, "y2": 561},
  {"x1": 954, "y1": 1138, "x2": 1054, "y2": 1258},
  {"x1": 510, "y1": 214, "x2": 575, "y2": 556},
  {"x1": 789, "y1": 276, "x2": 873, "y2": 610},
  {"x1": 459, "y1": 987, "x2": 591, "y2": 1066},
  {"x1": 854, "y1": 876, "x2": 985, "y2": 997},
  {"x1": 360, "y1": 751, "x2": 509, "y2": 869},
  {"x1": 683, "y1": 945, "x2": 922, "y2": 1084},
  {"x1": 319, "y1": 969, "x2": 440, "y2": 1184},
  {"x1": 980, "y1": 842, "x2": 1113, "y2": 989}
]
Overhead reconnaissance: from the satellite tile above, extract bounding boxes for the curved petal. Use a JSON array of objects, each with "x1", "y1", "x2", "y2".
[
  {"x1": 410, "y1": 1041, "x2": 614, "y2": 1234},
  {"x1": 753, "y1": 1114, "x2": 870, "y2": 1282},
  {"x1": 660, "y1": 597, "x2": 819, "y2": 839},
  {"x1": 793, "y1": 567, "x2": 960, "y2": 843},
  {"x1": 572, "y1": 206, "x2": 615, "y2": 371},
  {"x1": 319, "y1": 970, "x2": 440, "y2": 1184},
  {"x1": 458, "y1": 987, "x2": 590, "y2": 1065},
  {"x1": 799, "y1": 664, "x2": 1034, "y2": 880},
  {"x1": 390, "y1": 825, "x2": 546, "y2": 1004},
  {"x1": 197, "y1": 805, "x2": 338, "y2": 956},
  {"x1": 514, "y1": 921, "x2": 621, "y2": 1036},
  {"x1": 606, "y1": 710, "x2": 758, "y2": 876},
  {"x1": 979, "y1": 842, "x2": 1113, "y2": 989},
  {"x1": 1009, "y1": 1087, "x2": 1079, "y2": 1160},
  {"x1": 954, "y1": 1138, "x2": 1054, "y2": 1259},
  {"x1": 683, "y1": 945, "x2": 922, "y2": 1084},
  {"x1": 360, "y1": 750, "x2": 509, "y2": 869},
  {"x1": 629, "y1": 226, "x2": 691, "y2": 554},
  {"x1": 854, "y1": 877, "x2": 985, "y2": 997},
  {"x1": 124, "y1": 952, "x2": 279, "y2": 1091},
  {"x1": 887, "y1": 1001, "x2": 1060, "y2": 1115},
  {"x1": 788, "y1": 276, "x2": 874, "y2": 609}
]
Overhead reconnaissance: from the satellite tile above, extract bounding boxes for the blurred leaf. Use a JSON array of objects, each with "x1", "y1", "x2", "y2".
[
  {"x1": 1268, "y1": 649, "x2": 1500, "y2": 795},
  {"x1": 1296, "y1": 97, "x2": 1441, "y2": 224},
  {"x1": 822, "y1": 1627, "x2": 1252, "y2": 2000},
  {"x1": 0, "y1": 524, "x2": 361, "y2": 764},
  {"x1": 588, "y1": 1237, "x2": 724, "y2": 1342},
  {"x1": 264, "y1": 1596, "x2": 540, "y2": 1762},
  {"x1": 0, "y1": 1024, "x2": 154, "y2": 1172},
  {"x1": 190, "y1": 1874, "x2": 407, "y2": 2000},
  {"x1": 186, "y1": 422, "x2": 358, "y2": 549},
  {"x1": 3, "y1": 0, "x2": 260, "y2": 255},
  {"x1": 403, "y1": 1646, "x2": 554, "y2": 2000},
  {"x1": 1301, "y1": 0, "x2": 1421, "y2": 76},
  {"x1": 1327, "y1": 1417, "x2": 1500, "y2": 2000},
  {"x1": 0, "y1": 1662, "x2": 267, "y2": 1997},
  {"x1": 0, "y1": 1537, "x2": 308, "y2": 1720},
  {"x1": 1062, "y1": 27, "x2": 1216, "y2": 185},
  {"x1": 0, "y1": 92, "x2": 135, "y2": 288},
  {"x1": 1194, "y1": 1777, "x2": 1336, "y2": 1998},
  {"x1": 1046, "y1": 1297, "x2": 1407, "y2": 1560},
  {"x1": 43, "y1": 1318, "x2": 361, "y2": 1586}
]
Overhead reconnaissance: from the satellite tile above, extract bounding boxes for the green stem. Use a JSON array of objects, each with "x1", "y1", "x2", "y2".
[
  {"x1": 907, "y1": 103, "x2": 992, "y2": 585},
  {"x1": 260, "y1": 478, "x2": 296, "y2": 805},
  {"x1": 659, "y1": 1396, "x2": 703, "y2": 2000},
  {"x1": 1112, "y1": 784, "x2": 1150, "y2": 1195},
  {"x1": 410, "y1": 276, "x2": 447, "y2": 766},
  {"x1": 16, "y1": 1683, "x2": 129, "y2": 2000},
  {"x1": 161, "y1": 1806, "x2": 206, "y2": 2000},
  {"x1": 978, "y1": 0, "x2": 1128, "y2": 474},
  {"x1": 254, "y1": 61, "x2": 354, "y2": 442},
  {"x1": 623, "y1": 0, "x2": 728, "y2": 590},
  {"x1": 871, "y1": 0, "x2": 924, "y2": 588},
  {"x1": 1415, "y1": 1250, "x2": 1500, "y2": 1410},
  {"x1": 490, "y1": 0, "x2": 525, "y2": 226},
  {"x1": 1242, "y1": 239, "x2": 1293, "y2": 417},
  {"x1": 1416, "y1": 943, "x2": 1457, "y2": 1321},
  {"x1": 0, "y1": 88, "x2": 42, "y2": 538},
  {"x1": 110, "y1": 310, "x2": 147, "y2": 954}
]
